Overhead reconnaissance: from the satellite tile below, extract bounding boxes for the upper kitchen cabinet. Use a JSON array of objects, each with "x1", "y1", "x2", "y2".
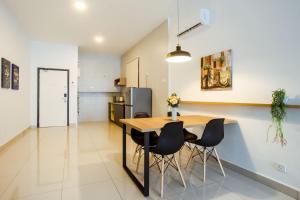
[
  {"x1": 114, "y1": 77, "x2": 126, "y2": 87},
  {"x1": 78, "y1": 53, "x2": 121, "y2": 92}
]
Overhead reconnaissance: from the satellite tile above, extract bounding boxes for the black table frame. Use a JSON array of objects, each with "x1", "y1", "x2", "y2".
[{"x1": 122, "y1": 124, "x2": 150, "y2": 197}]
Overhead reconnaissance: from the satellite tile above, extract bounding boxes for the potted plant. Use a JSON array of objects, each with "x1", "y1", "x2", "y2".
[
  {"x1": 269, "y1": 89, "x2": 287, "y2": 146},
  {"x1": 167, "y1": 93, "x2": 181, "y2": 121}
]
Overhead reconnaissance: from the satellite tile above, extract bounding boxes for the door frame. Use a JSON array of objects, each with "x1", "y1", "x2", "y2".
[{"x1": 37, "y1": 68, "x2": 70, "y2": 128}]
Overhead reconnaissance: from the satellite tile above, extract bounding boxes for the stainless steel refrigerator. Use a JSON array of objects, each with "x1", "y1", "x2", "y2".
[{"x1": 124, "y1": 87, "x2": 152, "y2": 119}]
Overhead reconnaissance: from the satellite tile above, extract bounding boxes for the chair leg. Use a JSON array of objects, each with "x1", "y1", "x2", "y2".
[
  {"x1": 179, "y1": 147, "x2": 182, "y2": 167},
  {"x1": 161, "y1": 156, "x2": 165, "y2": 198},
  {"x1": 136, "y1": 148, "x2": 142, "y2": 172},
  {"x1": 214, "y1": 149, "x2": 226, "y2": 177},
  {"x1": 185, "y1": 146, "x2": 196, "y2": 169},
  {"x1": 155, "y1": 155, "x2": 162, "y2": 172},
  {"x1": 185, "y1": 142, "x2": 192, "y2": 150},
  {"x1": 203, "y1": 148, "x2": 206, "y2": 182},
  {"x1": 174, "y1": 155, "x2": 186, "y2": 188},
  {"x1": 132, "y1": 144, "x2": 139, "y2": 162}
]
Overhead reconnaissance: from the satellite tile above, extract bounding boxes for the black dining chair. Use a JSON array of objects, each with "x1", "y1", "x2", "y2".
[
  {"x1": 131, "y1": 112, "x2": 159, "y2": 172},
  {"x1": 186, "y1": 118, "x2": 226, "y2": 182},
  {"x1": 150, "y1": 121, "x2": 186, "y2": 198},
  {"x1": 167, "y1": 112, "x2": 198, "y2": 146}
]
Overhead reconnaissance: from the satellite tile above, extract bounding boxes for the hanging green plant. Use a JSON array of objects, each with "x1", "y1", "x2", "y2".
[{"x1": 268, "y1": 89, "x2": 287, "y2": 146}]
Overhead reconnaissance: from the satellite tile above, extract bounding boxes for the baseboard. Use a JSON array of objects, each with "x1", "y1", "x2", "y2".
[
  {"x1": 0, "y1": 127, "x2": 31, "y2": 153},
  {"x1": 220, "y1": 159, "x2": 299, "y2": 199}
]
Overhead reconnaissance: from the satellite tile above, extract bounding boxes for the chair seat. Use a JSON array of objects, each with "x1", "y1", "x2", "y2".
[
  {"x1": 183, "y1": 129, "x2": 197, "y2": 141},
  {"x1": 149, "y1": 146, "x2": 167, "y2": 155},
  {"x1": 131, "y1": 130, "x2": 159, "y2": 146},
  {"x1": 149, "y1": 145, "x2": 179, "y2": 156}
]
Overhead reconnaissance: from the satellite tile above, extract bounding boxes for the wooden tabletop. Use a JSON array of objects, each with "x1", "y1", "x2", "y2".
[{"x1": 120, "y1": 115, "x2": 237, "y2": 132}]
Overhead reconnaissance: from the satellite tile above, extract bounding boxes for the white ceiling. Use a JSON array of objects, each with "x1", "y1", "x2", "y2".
[{"x1": 3, "y1": 0, "x2": 171, "y2": 55}]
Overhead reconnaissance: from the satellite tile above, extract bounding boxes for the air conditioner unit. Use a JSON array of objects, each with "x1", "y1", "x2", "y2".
[
  {"x1": 178, "y1": 9, "x2": 210, "y2": 37},
  {"x1": 200, "y1": 9, "x2": 210, "y2": 25}
]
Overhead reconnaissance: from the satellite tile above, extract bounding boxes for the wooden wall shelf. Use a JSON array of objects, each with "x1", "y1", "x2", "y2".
[
  {"x1": 79, "y1": 91, "x2": 120, "y2": 93},
  {"x1": 181, "y1": 101, "x2": 300, "y2": 109}
]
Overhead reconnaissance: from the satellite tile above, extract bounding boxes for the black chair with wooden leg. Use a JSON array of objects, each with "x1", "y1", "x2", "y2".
[
  {"x1": 150, "y1": 121, "x2": 186, "y2": 198},
  {"x1": 167, "y1": 112, "x2": 197, "y2": 146},
  {"x1": 186, "y1": 118, "x2": 226, "y2": 182},
  {"x1": 131, "y1": 112, "x2": 158, "y2": 172}
]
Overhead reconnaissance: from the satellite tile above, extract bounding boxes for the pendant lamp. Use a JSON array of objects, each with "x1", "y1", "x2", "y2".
[{"x1": 166, "y1": 0, "x2": 191, "y2": 63}]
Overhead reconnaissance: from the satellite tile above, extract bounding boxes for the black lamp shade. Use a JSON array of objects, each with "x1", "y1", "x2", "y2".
[{"x1": 166, "y1": 45, "x2": 192, "y2": 63}]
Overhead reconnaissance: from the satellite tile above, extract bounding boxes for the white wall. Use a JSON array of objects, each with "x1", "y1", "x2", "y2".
[
  {"x1": 0, "y1": 2, "x2": 30, "y2": 146},
  {"x1": 79, "y1": 93, "x2": 113, "y2": 122},
  {"x1": 78, "y1": 52, "x2": 120, "y2": 122},
  {"x1": 121, "y1": 21, "x2": 169, "y2": 117},
  {"x1": 79, "y1": 53, "x2": 120, "y2": 92},
  {"x1": 30, "y1": 41, "x2": 78, "y2": 125},
  {"x1": 168, "y1": 0, "x2": 300, "y2": 190}
]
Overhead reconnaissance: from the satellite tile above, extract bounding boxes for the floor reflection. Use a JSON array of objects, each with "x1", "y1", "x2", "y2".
[{"x1": 0, "y1": 122, "x2": 293, "y2": 200}]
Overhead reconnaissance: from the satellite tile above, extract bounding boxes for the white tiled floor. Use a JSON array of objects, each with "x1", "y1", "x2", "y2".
[{"x1": 0, "y1": 122, "x2": 294, "y2": 200}]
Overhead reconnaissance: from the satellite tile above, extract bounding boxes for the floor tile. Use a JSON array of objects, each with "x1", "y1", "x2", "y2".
[
  {"x1": 2, "y1": 172, "x2": 62, "y2": 199},
  {"x1": 113, "y1": 176, "x2": 151, "y2": 200},
  {"x1": 16, "y1": 190, "x2": 61, "y2": 200},
  {"x1": 64, "y1": 152, "x2": 103, "y2": 168},
  {"x1": 63, "y1": 163, "x2": 111, "y2": 188},
  {"x1": 62, "y1": 181, "x2": 121, "y2": 200}
]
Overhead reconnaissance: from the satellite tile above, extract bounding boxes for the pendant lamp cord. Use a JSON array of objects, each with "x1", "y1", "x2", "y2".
[{"x1": 177, "y1": 0, "x2": 180, "y2": 45}]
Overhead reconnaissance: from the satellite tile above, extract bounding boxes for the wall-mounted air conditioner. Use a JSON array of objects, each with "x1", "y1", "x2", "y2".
[{"x1": 178, "y1": 9, "x2": 210, "y2": 37}]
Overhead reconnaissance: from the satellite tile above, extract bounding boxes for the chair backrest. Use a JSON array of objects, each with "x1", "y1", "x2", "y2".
[
  {"x1": 167, "y1": 111, "x2": 181, "y2": 117},
  {"x1": 154, "y1": 121, "x2": 184, "y2": 155},
  {"x1": 134, "y1": 112, "x2": 150, "y2": 118},
  {"x1": 131, "y1": 112, "x2": 150, "y2": 143},
  {"x1": 200, "y1": 118, "x2": 225, "y2": 147}
]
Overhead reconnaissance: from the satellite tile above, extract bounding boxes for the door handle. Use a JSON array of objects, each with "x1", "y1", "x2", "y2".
[{"x1": 64, "y1": 93, "x2": 68, "y2": 103}]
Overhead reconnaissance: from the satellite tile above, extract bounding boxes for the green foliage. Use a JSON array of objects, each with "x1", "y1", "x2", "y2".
[
  {"x1": 272, "y1": 89, "x2": 286, "y2": 107},
  {"x1": 270, "y1": 89, "x2": 287, "y2": 146}
]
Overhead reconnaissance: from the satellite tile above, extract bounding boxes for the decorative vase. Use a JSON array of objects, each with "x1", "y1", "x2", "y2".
[{"x1": 171, "y1": 107, "x2": 177, "y2": 121}]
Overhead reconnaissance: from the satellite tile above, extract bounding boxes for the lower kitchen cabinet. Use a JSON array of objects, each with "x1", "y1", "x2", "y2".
[{"x1": 108, "y1": 103, "x2": 125, "y2": 127}]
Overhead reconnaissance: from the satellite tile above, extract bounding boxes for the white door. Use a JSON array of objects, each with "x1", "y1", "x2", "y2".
[
  {"x1": 39, "y1": 69, "x2": 68, "y2": 127},
  {"x1": 126, "y1": 58, "x2": 139, "y2": 87}
]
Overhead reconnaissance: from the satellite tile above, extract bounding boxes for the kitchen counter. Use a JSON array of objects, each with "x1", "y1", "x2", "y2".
[{"x1": 108, "y1": 102, "x2": 125, "y2": 127}]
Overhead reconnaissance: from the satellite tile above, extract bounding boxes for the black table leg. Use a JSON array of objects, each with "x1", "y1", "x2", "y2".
[
  {"x1": 144, "y1": 131, "x2": 150, "y2": 196},
  {"x1": 122, "y1": 124, "x2": 150, "y2": 197},
  {"x1": 122, "y1": 124, "x2": 127, "y2": 167}
]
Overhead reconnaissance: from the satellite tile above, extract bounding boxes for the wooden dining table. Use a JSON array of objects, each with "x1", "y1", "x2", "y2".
[{"x1": 120, "y1": 115, "x2": 237, "y2": 197}]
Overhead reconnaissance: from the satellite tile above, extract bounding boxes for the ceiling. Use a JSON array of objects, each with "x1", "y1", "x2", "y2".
[{"x1": 3, "y1": 0, "x2": 171, "y2": 55}]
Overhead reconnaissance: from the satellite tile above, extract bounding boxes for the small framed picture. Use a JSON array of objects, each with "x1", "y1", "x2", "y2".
[
  {"x1": 1, "y1": 58, "x2": 11, "y2": 89},
  {"x1": 12, "y1": 64, "x2": 19, "y2": 90}
]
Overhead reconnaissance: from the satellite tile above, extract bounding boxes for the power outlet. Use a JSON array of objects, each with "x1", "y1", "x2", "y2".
[{"x1": 273, "y1": 162, "x2": 287, "y2": 173}]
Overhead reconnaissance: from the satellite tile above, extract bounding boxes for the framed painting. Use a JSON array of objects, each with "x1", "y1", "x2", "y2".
[
  {"x1": 11, "y1": 64, "x2": 19, "y2": 90},
  {"x1": 1, "y1": 58, "x2": 11, "y2": 89},
  {"x1": 201, "y1": 50, "x2": 232, "y2": 90}
]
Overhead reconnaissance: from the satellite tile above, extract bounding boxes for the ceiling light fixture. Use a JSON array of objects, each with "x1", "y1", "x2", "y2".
[
  {"x1": 73, "y1": 0, "x2": 87, "y2": 12},
  {"x1": 95, "y1": 36, "x2": 104, "y2": 43},
  {"x1": 166, "y1": 0, "x2": 191, "y2": 63}
]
